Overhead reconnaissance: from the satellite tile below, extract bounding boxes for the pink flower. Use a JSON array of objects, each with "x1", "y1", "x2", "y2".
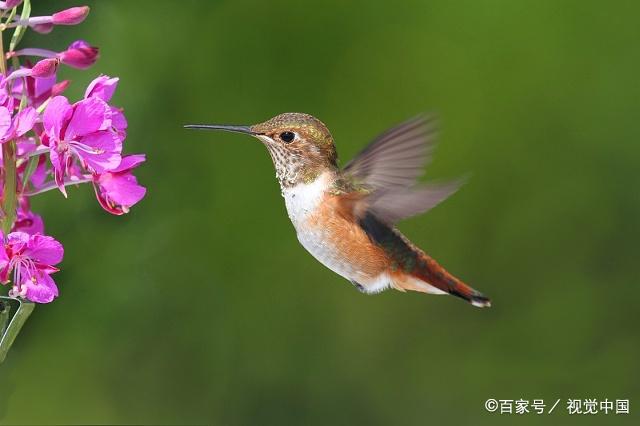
[
  {"x1": 10, "y1": 74, "x2": 70, "y2": 108},
  {"x1": 85, "y1": 75, "x2": 127, "y2": 140},
  {"x1": 30, "y1": 57, "x2": 59, "y2": 77},
  {"x1": 10, "y1": 40, "x2": 99, "y2": 71},
  {"x1": 16, "y1": 6, "x2": 90, "y2": 33},
  {"x1": 31, "y1": 23, "x2": 53, "y2": 34},
  {"x1": 0, "y1": 1, "x2": 23, "y2": 9},
  {"x1": 53, "y1": 6, "x2": 90, "y2": 25},
  {"x1": 42, "y1": 95, "x2": 122, "y2": 195},
  {"x1": 85, "y1": 75, "x2": 119, "y2": 102},
  {"x1": 58, "y1": 40, "x2": 99, "y2": 69},
  {"x1": 93, "y1": 154, "x2": 146, "y2": 215},
  {"x1": 12, "y1": 198, "x2": 44, "y2": 235},
  {"x1": 0, "y1": 232, "x2": 63, "y2": 303},
  {"x1": 0, "y1": 106, "x2": 37, "y2": 143},
  {"x1": 0, "y1": 2, "x2": 145, "y2": 308}
]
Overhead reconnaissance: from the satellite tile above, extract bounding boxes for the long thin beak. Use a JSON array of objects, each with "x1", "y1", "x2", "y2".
[{"x1": 183, "y1": 124, "x2": 257, "y2": 135}]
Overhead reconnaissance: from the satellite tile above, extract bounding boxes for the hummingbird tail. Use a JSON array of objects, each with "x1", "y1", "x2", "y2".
[{"x1": 401, "y1": 253, "x2": 491, "y2": 308}]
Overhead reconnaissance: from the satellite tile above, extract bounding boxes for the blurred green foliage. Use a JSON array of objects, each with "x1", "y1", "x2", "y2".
[{"x1": 1, "y1": 0, "x2": 638, "y2": 424}]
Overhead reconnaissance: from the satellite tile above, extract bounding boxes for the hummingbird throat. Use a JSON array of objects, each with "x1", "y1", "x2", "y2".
[{"x1": 264, "y1": 142, "x2": 329, "y2": 189}]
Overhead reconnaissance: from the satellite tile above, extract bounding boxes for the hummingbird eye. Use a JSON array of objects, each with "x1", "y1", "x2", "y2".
[{"x1": 279, "y1": 131, "x2": 295, "y2": 143}]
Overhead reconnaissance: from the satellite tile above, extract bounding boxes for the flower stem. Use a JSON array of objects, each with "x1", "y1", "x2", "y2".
[
  {"x1": 2, "y1": 141, "x2": 17, "y2": 233},
  {"x1": 24, "y1": 176, "x2": 93, "y2": 196},
  {"x1": 0, "y1": 19, "x2": 6, "y2": 75},
  {"x1": 0, "y1": 12, "x2": 15, "y2": 233},
  {"x1": 10, "y1": 47, "x2": 57, "y2": 58},
  {"x1": 0, "y1": 296, "x2": 35, "y2": 364}
]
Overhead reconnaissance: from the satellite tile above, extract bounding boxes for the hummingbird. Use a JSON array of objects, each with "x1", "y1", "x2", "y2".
[{"x1": 185, "y1": 113, "x2": 490, "y2": 307}]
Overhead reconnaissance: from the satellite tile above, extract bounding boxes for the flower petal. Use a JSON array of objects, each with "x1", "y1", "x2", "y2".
[
  {"x1": 66, "y1": 97, "x2": 110, "y2": 139},
  {"x1": 35, "y1": 74, "x2": 58, "y2": 98},
  {"x1": 85, "y1": 75, "x2": 118, "y2": 101},
  {"x1": 111, "y1": 107, "x2": 127, "y2": 130},
  {"x1": 13, "y1": 198, "x2": 45, "y2": 236},
  {"x1": 43, "y1": 96, "x2": 72, "y2": 140},
  {"x1": 74, "y1": 130, "x2": 121, "y2": 172},
  {"x1": 113, "y1": 154, "x2": 145, "y2": 173},
  {"x1": 23, "y1": 270, "x2": 59, "y2": 303},
  {"x1": 13, "y1": 210, "x2": 45, "y2": 236},
  {"x1": 99, "y1": 172, "x2": 146, "y2": 207},
  {"x1": 7, "y1": 231, "x2": 30, "y2": 253},
  {"x1": 25, "y1": 234, "x2": 63, "y2": 265},
  {"x1": 0, "y1": 242, "x2": 9, "y2": 281},
  {"x1": 14, "y1": 106, "x2": 38, "y2": 137},
  {"x1": 29, "y1": 155, "x2": 48, "y2": 188},
  {"x1": 0, "y1": 106, "x2": 12, "y2": 140},
  {"x1": 48, "y1": 148, "x2": 68, "y2": 196},
  {"x1": 60, "y1": 40, "x2": 99, "y2": 70}
]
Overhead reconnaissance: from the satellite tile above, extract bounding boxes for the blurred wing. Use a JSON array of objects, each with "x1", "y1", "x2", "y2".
[
  {"x1": 368, "y1": 179, "x2": 465, "y2": 224},
  {"x1": 343, "y1": 114, "x2": 438, "y2": 191}
]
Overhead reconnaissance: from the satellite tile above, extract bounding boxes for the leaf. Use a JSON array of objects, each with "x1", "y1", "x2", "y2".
[
  {"x1": 9, "y1": 0, "x2": 32, "y2": 52},
  {"x1": 21, "y1": 154, "x2": 39, "y2": 192},
  {"x1": 0, "y1": 296, "x2": 35, "y2": 364}
]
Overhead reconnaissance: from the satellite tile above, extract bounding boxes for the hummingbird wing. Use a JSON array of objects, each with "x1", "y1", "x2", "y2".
[
  {"x1": 342, "y1": 114, "x2": 462, "y2": 224},
  {"x1": 367, "y1": 179, "x2": 464, "y2": 224},
  {"x1": 343, "y1": 114, "x2": 437, "y2": 191}
]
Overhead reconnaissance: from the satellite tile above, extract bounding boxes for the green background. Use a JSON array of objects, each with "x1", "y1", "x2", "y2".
[{"x1": 1, "y1": 0, "x2": 638, "y2": 424}]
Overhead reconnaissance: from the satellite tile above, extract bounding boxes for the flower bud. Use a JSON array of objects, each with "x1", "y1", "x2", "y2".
[
  {"x1": 51, "y1": 80, "x2": 71, "y2": 97},
  {"x1": 85, "y1": 75, "x2": 119, "y2": 101},
  {"x1": 32, "y1": 23, "x2": 53, "y2": 34},
  {"x1": 31, "y1": 58, "x2": 59, "y2": 78},
  {"x1": 59, "y1": 40, "x2": 99, "y2": 69},
  {"x1": 52, "y1": 6, "x2": 90, "y2": 25},
  {"x1": 3, "y1": 0, "x2": 24, "y2": 9}
]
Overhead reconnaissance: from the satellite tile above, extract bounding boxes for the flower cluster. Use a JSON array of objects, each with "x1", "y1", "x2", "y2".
[{"x1": 0, "y1": 1, "x2": 146, "y2": 303}]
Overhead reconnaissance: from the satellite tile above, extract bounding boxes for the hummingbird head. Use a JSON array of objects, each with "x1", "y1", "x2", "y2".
[{"x1": 186, "y1": 113, "x2": 337, "y2": 188}]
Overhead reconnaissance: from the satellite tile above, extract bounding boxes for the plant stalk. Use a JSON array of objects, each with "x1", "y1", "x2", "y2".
[
  {"x1": 2, "y1": 141, "x2": 17, "y2": 233},
  {"x1": 0, "y1": 297, "x2": 35, "y2": 363}
]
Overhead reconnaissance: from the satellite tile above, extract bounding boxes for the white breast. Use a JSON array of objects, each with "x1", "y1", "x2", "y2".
[
  {"x1": 281, "y1": 173, "x2": 383, "y2": 289},
  {"x1": 282, "y1": 173, "x2": 329, "y2": 227},
  {"x1": 282, "y1": 173, "x2": 346, "y2": 275}
]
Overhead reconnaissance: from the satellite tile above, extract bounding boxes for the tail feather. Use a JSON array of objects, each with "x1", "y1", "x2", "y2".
[
  {"x1": 400, "y1": 252, "x2": 491, "y2": 308},
  {"x1": 356, "y1": 210, "x2": 490, "y2": 307}
]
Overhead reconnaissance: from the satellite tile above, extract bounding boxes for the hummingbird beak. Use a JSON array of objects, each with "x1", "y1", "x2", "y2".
[{"x1": 183, "y1": 124, "x2": 258, "y2": 136}]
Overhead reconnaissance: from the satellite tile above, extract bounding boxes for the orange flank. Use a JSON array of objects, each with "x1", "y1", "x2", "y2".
[{"x1": 306, "y1": 192, "x2": 389, "y2": 281}]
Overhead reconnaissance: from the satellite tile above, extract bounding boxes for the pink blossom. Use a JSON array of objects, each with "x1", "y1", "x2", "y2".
[
  {"x1": 10, "y1": 74, "x2": 70, "y2": 108},
  {"x1": 0, "y1": 1, "x2": 23, "y2": 9},
  {"x1": 0, "y1": 106, "x2": 37, "y2": 143},
  {"x1": 14, "y1": 6, "x2": 90, "y2": 33},
  {"x1": 12, "y1": 198, "x2": 44, "y2": 236},
  {"x1": 85, "y1": 76, "x2": 127, "y2": 139},
  {"x1": 85, "y1": 75, "x2": 119, "y2": 102},
  {"x1": 0, "y1": 232, "x2": 63, "y2": 303},
  {"x1": 58, "y1": 40, "x2": 99, "y2": 69},
  {"x1": 52, "y1": 6, "x2": 90, "y2": 25},
  {"x1": 30, "y1": 58, "x2": 59, "y2": 77},
  {"x1": 42, "y1": 95, "x2": 122, "y2": 195},
  {"x1": 31, "y1": 23, "x2": 53, "y2": 34},
  {"x1": 11, "y1": 40, "x2": 99, "y2": 71},
  {"x1": 0, "y1": 2, "x2": 144, "y2": 306},
  {"x1": 93, "y1": 154, "x2": 146, "y2": 215}
]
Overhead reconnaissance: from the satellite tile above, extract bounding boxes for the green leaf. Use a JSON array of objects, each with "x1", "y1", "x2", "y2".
[
  {"x1": 21, "y1": 154, "x2": 39, "y2": 192},
  {"x1": 4, "y1": 6, "x2": 17, "y2": 27},
  {"x1": 0, "y1": 297, "x2": 35, "y2": 364},
  {"x1": 0, "y1": 299, "x2": 9, "y2": 338},
  {"x1": 1, "y1": 141, "x2": 17, "y2": 234},
  {"x1": 9, "y1": 0, "x2": 31, "y2": 52}
]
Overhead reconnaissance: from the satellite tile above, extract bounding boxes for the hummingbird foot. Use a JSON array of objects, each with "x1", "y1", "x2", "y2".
[{"x1": 350, "y1": 280, "x2": 366, "y2": 293}]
